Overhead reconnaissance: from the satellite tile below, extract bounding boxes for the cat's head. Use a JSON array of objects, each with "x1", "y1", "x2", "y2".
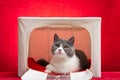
[{"x1": 51, "y1": 33, "x2": 75, "y2": 58}]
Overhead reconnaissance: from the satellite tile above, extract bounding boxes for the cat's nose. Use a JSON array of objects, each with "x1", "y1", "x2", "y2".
[{"x1": 58, "y1": 49, "x2": 62, "y2": 52}]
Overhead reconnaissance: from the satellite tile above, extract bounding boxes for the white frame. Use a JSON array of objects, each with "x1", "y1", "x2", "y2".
[{"x1": 18, "y1": 17, "x2": 101, "y2": 77}]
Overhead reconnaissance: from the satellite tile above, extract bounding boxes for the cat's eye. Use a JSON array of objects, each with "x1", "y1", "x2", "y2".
[
  {"x1": 63, "y1": 45, "x2": 69, "y2": 48},
  {"x1": 55, "y1": 44, "x2": 59, "y2": 47}
]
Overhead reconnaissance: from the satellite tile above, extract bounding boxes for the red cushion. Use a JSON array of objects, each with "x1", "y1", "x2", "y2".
[{"x1": 28, "y1": 57, "x2": 45, "y2": 72}]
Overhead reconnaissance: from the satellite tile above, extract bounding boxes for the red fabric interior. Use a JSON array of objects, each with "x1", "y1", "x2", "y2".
[{"x1": 28, "y1": 57, "x2": 45, "y2": 72}]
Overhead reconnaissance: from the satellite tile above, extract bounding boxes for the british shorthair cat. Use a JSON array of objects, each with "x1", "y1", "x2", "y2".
[{"x1": 38, "y1": 33, "x2": 90, "y2": 74}]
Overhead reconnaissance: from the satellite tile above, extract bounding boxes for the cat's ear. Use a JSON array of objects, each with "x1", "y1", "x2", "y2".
[
  {"x1": 54, "y1": 33, "x2": 59, "y2": 42},
  {"x1": 68, "y1": 36, "x2": 74, "y2": 46}
]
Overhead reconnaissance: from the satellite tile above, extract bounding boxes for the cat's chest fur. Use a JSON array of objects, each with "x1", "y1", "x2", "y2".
[{"x1": 50, "y1": 54, "x2": 80, "y2": 73}]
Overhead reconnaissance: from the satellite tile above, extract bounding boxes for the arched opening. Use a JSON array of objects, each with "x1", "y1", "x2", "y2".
[{"x1": 28, "y1": 25, "x2": 91, "y2": 71}]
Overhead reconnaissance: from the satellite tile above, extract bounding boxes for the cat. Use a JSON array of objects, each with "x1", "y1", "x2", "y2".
[{"x1": 37, "y1": 33, "x2": 90, "y2": 74}]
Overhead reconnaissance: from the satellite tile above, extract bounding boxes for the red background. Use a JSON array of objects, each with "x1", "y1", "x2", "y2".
[{"x1": 0, "y1": 0, "x2": 120, "y2": 72}]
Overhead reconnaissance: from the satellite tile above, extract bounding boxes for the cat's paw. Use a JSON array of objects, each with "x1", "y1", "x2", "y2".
[
  {"x1": 45, "y1": 64, "x2": 55, "y2": 73},
  {"x1": 45, "y1": 69, "x2": 52, "y2": 73},
  {"x1": 46, "y1": 65, "x2": 54, "y2": 70}
]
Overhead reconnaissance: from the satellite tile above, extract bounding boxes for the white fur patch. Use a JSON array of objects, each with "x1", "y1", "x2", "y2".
[
  {"x1": 54, "y1": 44, "x2": 66, "y2": 55},
  {"x1": 45, "y1": 54, "x2": 80, "y2": 73}
]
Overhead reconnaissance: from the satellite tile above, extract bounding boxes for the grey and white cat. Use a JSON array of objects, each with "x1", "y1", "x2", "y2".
[{"x1": 38, "y1": 33, "x2": 90, "y2": 74}]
